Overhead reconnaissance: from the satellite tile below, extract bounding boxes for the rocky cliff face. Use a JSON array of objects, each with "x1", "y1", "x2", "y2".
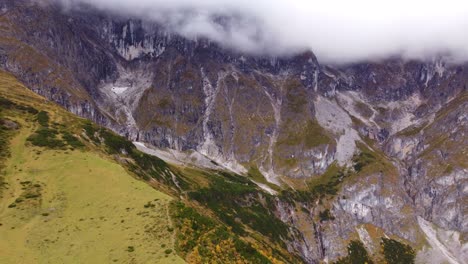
[{"x1": 0, "y1": 1, "x2": 466, "y2": 263}]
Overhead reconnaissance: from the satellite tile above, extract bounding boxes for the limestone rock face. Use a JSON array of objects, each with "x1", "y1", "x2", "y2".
[{"x1": 0, "y1": 1, "x2": 466, "y2": 263}]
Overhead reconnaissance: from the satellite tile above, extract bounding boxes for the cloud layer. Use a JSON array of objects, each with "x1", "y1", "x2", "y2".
[{"x1": 57, "y1": 0, "x2": 468, "y2": 64}]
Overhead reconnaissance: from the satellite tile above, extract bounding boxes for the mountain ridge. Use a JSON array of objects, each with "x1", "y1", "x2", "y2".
[{"x1": 0, "y1": 1, "x2": 466, "y2": 263}]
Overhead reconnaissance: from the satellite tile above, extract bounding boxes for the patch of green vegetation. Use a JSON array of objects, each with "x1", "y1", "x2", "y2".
[
  {"x1": 247, "y1": 166, "x2": 266, "y2": 183},
  {"x1": 110, "y1": 131, "x2": 179, "y2": 182},
  {"x1": 432, "y1": 91, "x2": 467, "y2": 124},
  {"x1": 99, "y1": 129, "x2": 135, "y2": 155},
  {"x1": 304, "y1": 120, "x2": 332, "y2": 148},
  {"x1": 381, "y1": 238, "x2": 415, "y2": 264},
  {"x1": 36, "y1": 111, "x2": 49, "y2": 127},
  {"x1": 277, "y1": 119, "x2": 332, "y2": 148},
  {"x1": 232, "y1": 238, "x2": 272, "y2": 264},
  {"x1": 7, "y1": 181, "x2": 42, "y2": 210},
  {"x1": 281, "y1": 155, "x2": 393, "y2": 235},
  {"x1": 334, "y1": 240, "x2": 373, "y2": 264},
  {"x1": 352, "y1": 151, "x2": 376, "y2": 173},
  {"x1": 247, "y1": 166, "x2": 280, "y2": 192},
  {"x1": 444, "y1": 164, "x2": 454, "y2": 174},
  {"x1": 23, "y1": 108, "x2": 83, "y2": 150},
  {"x1": 27, "y1": 127, "x2": 65, "y2": 149},
  {"x1": 284, "y1": 157, "x2": 298, "y2": 167},
  {"x1": 319, "y1": 209, "x2": 335, "y2": 222},
  {"x1": 171, "y1": 201, "x2": 216, "y2": 253},
  {"x1": 0, "y1": 119, "x2": 13, "y2": 159},
  {"x1": 285, "y1": 79, "x2": 307, "y2": 113},
  {"x1": 24, "y1": 193, "x2": 40, "y2": 199},
  {"x1": 157, "y1": 98, "x2": 173, "y2": 109},
  {"x1": 143, "y1": 201, "x2": 156, "y2": 208},
  {"x1": 354, "y1": 101, "x2": 373, "y2": 119},
  {"x1": 81, "y1": 121, "x2": 190, "y2": 189},
  {"x1": 0, "y1": 100, "x2": 28, "y2": 185},
  {"x1": 189, "y1": 173, "x2": 289, "y2": 241},
  {"x1": 0, "y1": 97, "x2": 17, "y2": 109},
  {"x1": 82, "y1": 121, "x2": 100, "y2": 143},
  {"x1": 62, "y1": 132, "x2": 85, "y2": 149},
  {"x1": 354, "y1": 143, "x2": 397, "y2": 179},
  {"x1": 171, "y1": 201, "x2": 274, "y2": 263},
  {"x1": 0, "y1": 97, "x2": 38, "y2": 115},
  {"x1": 282, "y1": 165, "x2": 348, "y2": 203},
  {"x1": 126, "y1": 246, "x2": 135, "y2": 252}
]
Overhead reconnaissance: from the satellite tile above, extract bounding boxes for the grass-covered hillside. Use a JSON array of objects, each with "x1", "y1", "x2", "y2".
[{"x1": 0, "y1": 71, "x2": 184, "y2": 263}]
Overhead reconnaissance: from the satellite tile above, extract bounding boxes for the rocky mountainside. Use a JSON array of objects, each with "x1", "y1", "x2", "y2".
[{"x1": 0, "y1": 1, "x2": 467, "y2": 263}]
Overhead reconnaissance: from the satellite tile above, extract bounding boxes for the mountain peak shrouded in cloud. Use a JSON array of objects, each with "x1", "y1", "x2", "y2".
[{"x1": 54, "y1": 0, "x2": 468, "y2": 64}]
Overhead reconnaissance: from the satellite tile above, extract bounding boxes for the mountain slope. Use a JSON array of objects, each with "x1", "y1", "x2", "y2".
[
  {"x1": 0, "y1": 1, "x2": 467, "y2": 263},
  {"x1": 0, "y1": 71, "x2": 184, "y2": 263},
  {"x1": 0, "y1": 71, "x2": 304, "y2": 263}
]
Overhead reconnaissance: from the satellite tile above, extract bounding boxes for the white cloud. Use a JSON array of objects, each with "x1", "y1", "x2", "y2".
[{"x1": 57, "y1": 0, "x2": 468, "y2": 64}]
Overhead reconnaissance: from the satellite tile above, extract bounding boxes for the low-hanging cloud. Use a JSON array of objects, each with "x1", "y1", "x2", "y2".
[{"x1": 56, "y1": 0, "x2": 468, "y2": 64}]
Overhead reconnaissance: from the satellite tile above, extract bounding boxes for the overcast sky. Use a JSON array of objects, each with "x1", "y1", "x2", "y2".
[{"x1": 58, "y1": 0, "x2": 468, "y2": 64}]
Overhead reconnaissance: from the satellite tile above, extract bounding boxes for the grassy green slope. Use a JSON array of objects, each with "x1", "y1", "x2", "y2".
[{"x1": 0, "y1": 71, "x2": 184, "y2": 264}]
